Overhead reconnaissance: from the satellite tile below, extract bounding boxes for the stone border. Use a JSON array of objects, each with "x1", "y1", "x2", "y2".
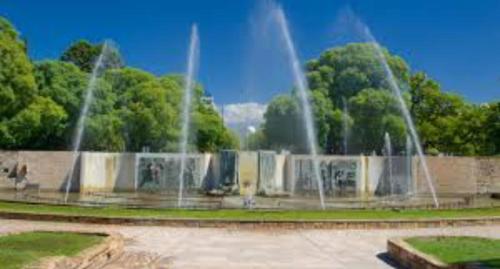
[
  {"x1": 388, "y1": 237, "x2": 487, "y2": 269},
  {"x1": 1, "y1": 211, "x2": 500, "y2": 229},
  {"x1": 25, "y1": 231, "x2": 123, "y2": 269},
  {"x1": 388, "y1": 237, "x2": 448, "y2": 268}
]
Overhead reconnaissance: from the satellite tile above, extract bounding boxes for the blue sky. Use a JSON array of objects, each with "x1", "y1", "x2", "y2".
[{"x1": 2, "y1": 0, "x2": 499, "y2": 105}]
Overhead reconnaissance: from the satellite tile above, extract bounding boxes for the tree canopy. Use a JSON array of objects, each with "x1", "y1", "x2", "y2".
[
  {"x1": 258, "y1": 43, "x2": 499, "y2": 156},
  {"x1": 60, "y1": 40, "x2": 124, "y2": 73},
  {"x1": 0, "y1": 17, "x2": 238, "y2": 153},
  {"x1": 0, "y1": 16, "x2": 497, "y2": 156}
]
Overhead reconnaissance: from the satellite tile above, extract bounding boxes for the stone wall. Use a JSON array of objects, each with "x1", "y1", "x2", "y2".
[
  {"x1": 257, "y1": 151, "x2": 286, "y2": 195},
  {"x1": 80, "y1": 152, "x2": 135, "y2": 192},
  {"x1": 0, "y1": 151, "x2": 76, "y2": 191},
  {"x1": 476, "y1": 157, "x2": 500, "y2": 193},
  {"x1": 413, "y1": 156, "x2": 500, "y2": 195},
  {"x1": 133, "y1": 153, "x2": 210, "y2": 192},
  {"x1": 287, "y1": 155, "x2": 363, "y2": 196},
  {"x1": 0, "y1": 151, "x2": 18, "y2": 188},
  {"x1": 238, "y1": 151, "x2": 258, "y2": 196},
  {"x1": 0, "y1": 150, "x2": 499, "y2": 196}
]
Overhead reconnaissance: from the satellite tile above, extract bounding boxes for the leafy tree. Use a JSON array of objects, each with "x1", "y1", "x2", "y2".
[
  {"x1": 246, "y1": 128, "x2": 267, "y2": 150},
  {"x1": 484, "y1": 102, "x2": 500, "y2": 155},
  {"x1": 306, "y1": 43, "x2": 410, "y2": 107},
  {"x1": 0, "y1": 17, "x2": 237, "y2": 152},
  {"x1": 83, "y1": 112, "x2": 125, "y2": 151},
  {"x1": 263, "y1": 94, "x2": 306, "y2": 152},
  {"x1": 35, "y1": 61, "x2": 88, "y2": 121},
  {"x1": 408, "y1": 72, "x2": 490, "y2": 155},
  {"x1": 6, "y1": 97, "x2": 67, "y2": 149},
  {"x1": 311, "y1": 90, "x2": 343, "y2": 153},
  {"x1": 0, "y1": 17, "x2": 37, "y2": 119},
  {"x1": 120, "y1": 79, "x2": 178, "y2": 152},
  {"x1": 60, "y1": 40, "x2": 123, "y2": 72},
  {"x1": 35, "y1": 60, "x2": 117, "y2": 149},
  {"x1": 348, "y1": 88, "x2": 407, "y2": 153},
  {"x1": 194, "y1": 102, "x2": 240, "y2": 152}
]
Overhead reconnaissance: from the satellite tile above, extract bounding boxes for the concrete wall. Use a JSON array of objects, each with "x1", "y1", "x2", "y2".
[
  {"x1": 0, "y1": 150, "x2": 499, "y2": 196},
  {"x1": 286, "y1": 155, "x2": 363, "y2": 196},
  {"x1": 414, "y1": 157, "x2": 477, "y2": 195},
  {"x1": 365, "y1": 156, "x2": 384, "y2": 196},
  {"x1": 0, "y1": 151, "x2": 77, "y2": 191},
  {"x1": 257, "y1": 151, "x2": 287, "y2": 195},
  {"x1": 238, "y1": 151, "x2": 258, "y2": 196},
  {"x1": 0, "y1": 151, "x2": 19, "y2": 188},
  {"x1": 476, "y1": 158, "x2": 500, "y2": 193},
  {"x1": 18, "y1": 151, "x2": 77, "y2": 191},
  {"x1": 80, "y1": 152, "x2": 135, "y2": 192},
  {"x1": 133, "y1": 153, "x2": 211, "y2": 191}
]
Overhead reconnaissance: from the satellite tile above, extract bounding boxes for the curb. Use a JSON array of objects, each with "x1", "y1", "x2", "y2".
[{"x1": 1, "y1": 211, "x2": 500, "y2": 229}]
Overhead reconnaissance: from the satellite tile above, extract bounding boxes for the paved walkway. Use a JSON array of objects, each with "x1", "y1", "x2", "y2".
[{"x1": 0, "y1": 219, "x2": 499, "y2": 268}]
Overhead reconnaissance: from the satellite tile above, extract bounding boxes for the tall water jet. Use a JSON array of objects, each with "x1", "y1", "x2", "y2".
[
  {"x1": 64, "y1": 41, "x2": 111, "y2": 203},
  {"x1": 406, "y1": 134, "x2": 413, "y2": 195},
  {"x1": 359, "y1": 25, "x2": 439, "y2": 207},
  {"x1": 273, "y1": 6, "x2": 325, "y2": 209},
  {"x1": 342, "y1": 97, "x2": 349, "y2": 155},
  {"x1": 178, "y1": 24, "x2": 200, "y2": 208},
  {"x1": 384, "y1": 132, "x2": 393, "y2": 196}
]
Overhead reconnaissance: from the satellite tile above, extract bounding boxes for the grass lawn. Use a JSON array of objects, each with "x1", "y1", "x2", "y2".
[
  {"x1": 0, "y1": 201, "x2": 499, "y2": 220},
  {"x1": 405, "y1": 236, "x2": 500, "y2": 268},
  {"x1": 0, "y1": 231, "x2": 103, "y2": 269}
]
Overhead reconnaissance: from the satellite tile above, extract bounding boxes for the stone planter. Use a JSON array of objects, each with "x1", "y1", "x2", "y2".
[
  {"x1": 26, "y1": 232, "x2": 123, "y2": 269},
  {"x1": 388, "y1": 237, "x2": 485, "y2": 269}
]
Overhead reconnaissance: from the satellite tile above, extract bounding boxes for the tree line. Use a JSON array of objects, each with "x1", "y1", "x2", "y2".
[
  {"x1": 251, "y1": 43, "x2": 499, "y2": 156},
  {"x1": 1, "y1": 16, "x2": 498, "y2": 156},
  {"x1": 0, "y1": 17, "x2": 239, "y2": 152}
]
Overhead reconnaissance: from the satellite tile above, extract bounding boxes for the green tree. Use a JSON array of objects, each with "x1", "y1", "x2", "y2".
[
  {"x1": 306, "y1": 43, "x2": 410, "y2": 107},
  {"x1": 408, "y1": 72, "x2": 488, "y2": 155},
  {"x1": 35, "y1": 60, "x2": 118, "y2": 149},
  {"x1": 348, "y1": 88, "x2": 407, "y2": 153},
  {"x1": 194, "y1": 102, "x2": 240, "y2": 152},
  {"x1": 83, "y1": 112, "x2": 125, "y2": 151},
  {"x1": 60, "y1": 40, "x2": 123, "y2": 73},
  {"x1": 105, "y1": 68, "x2": 178, "y2": 151},
  {"x1": 6, "y1": 96, "x2": 67, "y2": 149},
  {"x1": 263, "y1": 94, "x2": 306, "y2": 152},
  {"x1": 0, "y1": 17, "x2": 37, "y2": 120},
  {"x1": 484, "y1": 102, "x2": 500, "y2": 155},
  {"x1": 35, "y1": 61, "x2": 88, "y2": 121}
]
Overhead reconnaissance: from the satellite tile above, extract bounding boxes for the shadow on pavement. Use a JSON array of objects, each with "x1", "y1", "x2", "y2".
[{"x1": 376, "y1": 252, "x2": 406, "y2": 269}]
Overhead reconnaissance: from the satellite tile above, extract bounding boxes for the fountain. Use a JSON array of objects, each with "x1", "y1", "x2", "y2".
[
  {"x1": 384, "y1": 132, "x2": 394, "y2": 196},
  {"x1": 357, "y1": 24, "x2": 439, "y2": 208},
  {"x1": 406, "y1": 135, "x2": 413, "y2": 195},
  {"x1": 342, "y1": 97, "x2": 349, "y2": 155},
  {"x1": 64, "y1": 41, "x2": 113, "y2": 203},
  {"x1": 272, "y1": 5, "x2": 325, "y2": 209},
  {"x1": 178, "y1": 24, "x2": 200, "y2": 208}
]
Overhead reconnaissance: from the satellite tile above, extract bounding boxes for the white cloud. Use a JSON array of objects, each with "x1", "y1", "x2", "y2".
[{"x1": 221, "y1": 102, "x2": 267, "y2": 126}]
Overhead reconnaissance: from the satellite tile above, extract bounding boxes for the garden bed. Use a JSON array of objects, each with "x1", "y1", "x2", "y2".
[
  {"x1": 0, "y1": 231, "x2": 122, "y2": 269},
  {"x1": 388, "y1": 236, "x2": 500, "y2": 268}
]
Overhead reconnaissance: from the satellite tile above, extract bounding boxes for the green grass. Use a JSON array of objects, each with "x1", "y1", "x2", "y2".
[
  {"x1": 0, "y1": 201, "x2": 499, "y2": 220},
  {"x1": 406, "y1": 236, "x2": 500, "y2": 268},
  {"x1": 0, "y1": 231, "x2": 103, "y2": 269}
]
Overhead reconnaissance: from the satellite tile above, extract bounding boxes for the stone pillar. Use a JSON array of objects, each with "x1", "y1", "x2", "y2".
[
  {"x1": 239, "y1": 151, "x2": 258, "y2": 196},
  {"x1": 80, "y1": 152, "x2": 136, "y2": 192},
  {"x1": 257, "y1": 151, "x2": 286, "y2": 195},
  {"x1": 218, "y1": 150, "x2": 238, "y2": 193}
]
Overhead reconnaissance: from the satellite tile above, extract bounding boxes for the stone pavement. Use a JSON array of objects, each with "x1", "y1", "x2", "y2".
[{"x1": 0, "y1": 219, "x2": 498, "y2": 269}]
